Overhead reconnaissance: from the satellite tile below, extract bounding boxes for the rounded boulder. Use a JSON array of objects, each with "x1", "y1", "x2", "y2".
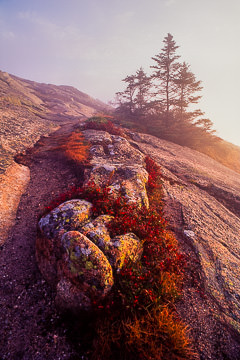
[{"x1": 38, "y1": 199, "x2": 93, "y2": 239}]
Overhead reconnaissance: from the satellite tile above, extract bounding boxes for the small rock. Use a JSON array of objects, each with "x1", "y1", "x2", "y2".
[
  {"x1": 89, "y1": 145, "x2": 105, "y2": 157},
  {"x1": 82, "y1": 129, "x2": 112, "y2": 145},
  {"x1": 184, "y1": 230, "x2": 195, "y2": 238}
]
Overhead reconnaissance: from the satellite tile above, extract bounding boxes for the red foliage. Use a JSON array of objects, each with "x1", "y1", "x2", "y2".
[
  {"x1": 82, "y1": 116, "x2": 126, "y2": 138},
  {"x1": 42, "y1": 156, "x2": 184, "y2": 314}
]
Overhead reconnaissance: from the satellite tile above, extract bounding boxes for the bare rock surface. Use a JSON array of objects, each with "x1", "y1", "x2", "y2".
[
  {"x1": 0, "y1": 70, "x2": 111, "y2": 175},
  {"x1": 1, "y1": 120, "x2": 240, "y2": 359},
  {"x1": 133, "y1": 132, "x2": 240, "y2": 359},
  {"x1": 0, "y1": 162, "x2": 30, "y2": 244},
  {"x1": 83, "y1": 129, "x2": 149, "y2": 208}
]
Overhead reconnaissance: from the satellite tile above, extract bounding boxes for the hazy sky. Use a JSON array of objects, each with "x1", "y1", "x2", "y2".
[{"x1": 0, "y1": 0, "x2": 240, "y2": 146}]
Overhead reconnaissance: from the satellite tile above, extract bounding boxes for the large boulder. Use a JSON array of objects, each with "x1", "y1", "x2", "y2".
[
  {"x1": 59, "y1": 231, "x2": 113, "y2": 292},
  {"x1": 81, "y1": 129, "x2": 149, "y2": 209},
  {"x1": 80, "y1": 214, "x2": 114, "y2": 251},
  {"x1": 82, "y1": 130, "x2": 145, "y2": 167},
  {"x1": 84, "y1": 165, "x2": 149, "y2": 208},
  {"x1": 38, "y1": 199, "x2": 93, "y2": 239},
  {"x1": 81, "y1": 217, "x2": 143, "y2": 271},
  {"x1": 36, "y1": 230, "x2": 114, "y2": 312},
  {"x1": 108, "y1": 233, "x2": 143, "y2": 271}
]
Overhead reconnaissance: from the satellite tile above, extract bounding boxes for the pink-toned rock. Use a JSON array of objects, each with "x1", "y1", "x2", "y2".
[
  {"x1": 84, "y1": 165, "x2": 149, "y2": 208},
  {"x1": 59, "y1": 231, "x2": 113, "y2": 294}
]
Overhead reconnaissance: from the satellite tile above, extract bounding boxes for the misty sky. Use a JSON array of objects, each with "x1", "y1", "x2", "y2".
[{"x1": 0, "y1": 0, "x2": 240, "y2": 146}]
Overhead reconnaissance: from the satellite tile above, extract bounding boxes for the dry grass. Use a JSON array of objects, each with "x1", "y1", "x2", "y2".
[{"x1": 59, "y1": 131, "x2": 89, "y2": 163}]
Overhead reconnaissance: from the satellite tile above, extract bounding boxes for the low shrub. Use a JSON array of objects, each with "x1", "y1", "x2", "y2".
[
  {"x1": 59, "y1": 130, "x2": 90, "y2": 164},
  {"x1": 82, "y1": 115, "x2": 127, "y2": 138},
  {"x1": 41, "y1": 154, "x2": 192, "y2": 359}
]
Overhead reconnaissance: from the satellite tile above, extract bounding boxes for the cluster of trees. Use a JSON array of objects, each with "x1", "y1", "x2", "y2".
[{"x1": 115, "y1": 33, "x2": 217, "y2": 149}]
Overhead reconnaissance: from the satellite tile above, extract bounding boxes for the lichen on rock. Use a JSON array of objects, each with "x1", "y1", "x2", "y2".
[
  {"x1": 80, "y1": 216, "x2": 143, "y2": 271},
  {"x1": 80, "y1": 214, "x2": 114, "y2": 252},
  {"x1": 60, "y1": 231, "x2": 114, "y2": 293},
  {"x1": 36, "y1": 228, "x2": 114, "y2": 313},
  {"x1": 84, "y1": 165, "x2": 149, "y2": 209},
  {"x1": 35, "y1": 128, "x2": 152, "y2": 314},
  {"x1": 108, "y1": 233, "x2": 143, "y2": 272},
  {"x1": 38, "y1": 199, "x2": 93, "y2": 239},
  {"x1": 82, "y1": 129, "x2": 112, "y2": 145}
]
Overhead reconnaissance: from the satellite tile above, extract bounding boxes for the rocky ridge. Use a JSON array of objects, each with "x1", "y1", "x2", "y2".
[
  {"x1": 0, "y1": 70, "x2": 110, "y2": 174},
  {"x1": 36, "y1": 128, "x2": 147, "y2": 313},
  {"x1": 0, "y1": 70, "x2": 110, "y2": 243},
  {"x1": 0, "y1": 92, "x2": 240, "y2": 357},
  {"x1": 134, "y1": 133, "x2": 240, "y2": 357},
  {"x1": 34, "y1": 124, "x2": 240, "y2": 358}
]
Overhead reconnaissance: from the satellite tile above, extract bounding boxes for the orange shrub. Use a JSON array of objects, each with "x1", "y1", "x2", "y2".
[{"x1": 59, "y1": 130, "x2": 89, "y2": 163}]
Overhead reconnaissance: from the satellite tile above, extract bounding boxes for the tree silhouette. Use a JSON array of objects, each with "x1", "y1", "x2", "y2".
[
  {"x1": 115, "y1": 33, "x2": 216, "y2": 148},
  {"x1": 116, "y1": 67, "x2": 152, "y2": 119},
  {"x1": 174, "y1": 62, "x2": 203, "y2": 122},
  {"x1": 151, "y1": 33, "x2": 180, "y2": 122}
]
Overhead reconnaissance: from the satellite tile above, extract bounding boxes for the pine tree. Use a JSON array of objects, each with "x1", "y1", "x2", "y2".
[
  {"x1": 116, "y1": 68, "x2": 152, "y2": 118},
  {"x1": 115, "y1": 33, "x2": 216, "y2": 148},
  {"x1": 174, "y1": 62, "x2": 203, "y2": 122},
  {"x1": 116, "y1": 74, "x2": 136, "y2": 115},
  {"x1": 151, "y1": 33, "x2": 180, "y2": 121},
  {"x1": 134, "y1": 67, "x2": 152, "y2": 115}
]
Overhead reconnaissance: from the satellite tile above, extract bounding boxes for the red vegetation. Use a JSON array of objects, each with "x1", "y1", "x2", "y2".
[
  {"x1": 59, "y1": 131, "x2": 89, "y2": 164},
  {"x1": 41, "y1": 118, "x2": 192, "y2": 359},
  {"x1": 81, "y1": 115, "x2": 127, "y2": 138}
]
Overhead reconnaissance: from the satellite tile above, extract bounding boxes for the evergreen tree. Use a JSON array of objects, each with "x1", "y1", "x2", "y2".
[
  {"x1": 116, "y1": 67, "x2": 152, "y2": 118},
  {"x1": 116, "y1": 74, "x2": 136, "y2": 115},
  {"x1": 134, "y1": 67, "x2": 152, "y2": 115},
  {"x1": 174, "y1": 62, "x2": 203, "y2": 122},
  {"x1": 151, "y1": 33, "x2": 180, "y2": 121},
  {"x1": 115, "y1": 32, "x2": 216, "y2": 149}
]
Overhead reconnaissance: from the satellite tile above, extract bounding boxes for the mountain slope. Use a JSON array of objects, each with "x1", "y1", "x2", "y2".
[
  {"x1": 0, "y1": 71, "x2": 111, "y2": 245},
  {"x1": 0, "y1": 70, "x2": 111, "y2": 174},
  {"x1": 1, "y1": 73, "x2": 240, "y2": 359},
  {"x1": 133, "y1": 132, "x2": 240, "y2": 358},
  {"x1": 0, "y1": 123, "x2": 240, "y2": 359}
]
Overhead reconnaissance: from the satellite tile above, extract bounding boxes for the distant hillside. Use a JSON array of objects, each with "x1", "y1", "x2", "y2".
[
  {"x1": 116, "y1": 116, "x2": 240, "y2": 174},
  {"x1": 0, "y1": 70, "x2": 111, "y2": 174},
  {"x1": 199, "y1": 139, "x2": 240, "y2": 174}
]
